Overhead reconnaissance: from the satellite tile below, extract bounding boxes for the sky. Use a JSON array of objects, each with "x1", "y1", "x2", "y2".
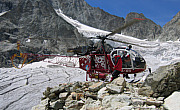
[{"x1": 84, "y1": 0, "x2": 180, "y2": 27}]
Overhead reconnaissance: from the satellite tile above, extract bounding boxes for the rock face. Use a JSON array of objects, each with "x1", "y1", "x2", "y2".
[
  {"x1": 52, "y1": 0, "x2": 162, "y2": 40},
  {"x1": 159, "y1": 11, "x2": 180, "y2": 41},
  {"x1": 122, "y1": 12, "x2": 162, "y2": 40},
  {"x1": 50, "y1": 0, "x2": 125, "y2": 32},
  {"x1": 144, "y1": 62, "x2": 180, "y2": 98},
  {"x1": 0, "y1": 0, "x2": 20, "y2": 12},
  {"x1": 0, "y1": 0, "x2": 86, "y2": 67}
]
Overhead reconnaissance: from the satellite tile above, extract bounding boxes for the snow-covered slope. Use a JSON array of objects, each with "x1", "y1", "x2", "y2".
[
  {"x1": 55, "y1": 9, "x2": 159, "y2": 48},
  {"x1": 0, "y1": 8, "x2": 180, "y2": 110}
]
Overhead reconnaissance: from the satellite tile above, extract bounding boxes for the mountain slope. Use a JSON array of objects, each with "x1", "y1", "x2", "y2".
[
  {"x1": 50, "y1": 0, "x2": 125, "y2": 32},
  {"x1": 122, "y1": 12, "x2": 162, "y2": 40},
  {"x1": 0, "y1": 0, "x2": 86, "y2": 67},
  {"x1": 159, "y1": 11, "x2": 180, "y2": 41},
  {"x1": 51, "y1": 0, "x2": 162, "y2": 40}
]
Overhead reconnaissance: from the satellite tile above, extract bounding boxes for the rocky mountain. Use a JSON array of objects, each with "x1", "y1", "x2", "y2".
[
  {"x1": 122, "y1": 12, "x2": 162, "y2": 40},
  {"x1": 51, "y1": 0, "x2": 162, "y2": 40},
  {"x1": 159, "y1": 11, "x2": 180, "y2": 41},
  {"x1": 50, "y1": 0, "x2": 125, "y2": 32},
  {"x1": 0, "y1": 0, "x2": 87, "y2": 67}
]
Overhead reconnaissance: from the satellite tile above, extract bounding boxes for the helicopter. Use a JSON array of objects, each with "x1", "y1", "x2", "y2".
[
  {"x1": 67, "y1": 18, "x2": 147, "y2": 81},
  {"x1": 11, "y1": 18, "x2": 148, "y2": 81}
]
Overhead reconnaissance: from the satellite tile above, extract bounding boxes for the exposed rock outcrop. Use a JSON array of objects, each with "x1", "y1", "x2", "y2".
[
  {"x1": 159, "y1": 11, "x2": 180, "y2": 41},
  {"x1": 143, "y1": 62, "x2": 180, "y2": 98},
  {"x1": 52, "y1": 0, "x2": 162, "y2": 41},
  {"x1": 51, "y1": 0, "x2": 125, "y2": 32},
  {"x1": 0, "y1": 0, "x2": 20, "y2": 12},
  {"x1": 122, "y1": 12, "x2": 162, "y2": 40},
  {"x1": 0, "y1": 0, "x2": 86, "y2": 67}
]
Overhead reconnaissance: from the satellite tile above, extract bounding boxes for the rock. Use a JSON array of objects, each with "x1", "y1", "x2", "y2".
[
  {"x1": 31, "y1": 104, "x2": 46, "y2": 110},
  {"x1": 50, "y1": 99, "x2": 65, "y2": 110},
  {"x1": 138, "y1": 86, "x2": 153, "y2": 97},
  {"x1": 80, "y1": 98, "x2": 102, "y2": 110},
  {"x1": 32, "y1": 98, "x2": 49, "y2": 110},
  {"x1": 64, "y1": 100, "x2": 84, "y2": 110},
  {"x1": 48, "y1": 93, "x2": 57, "y2": 100},
  {"x1": 40, "y1": 98, "x2": 49, "y2": 105},
  {"x1": 131, "y1": 99, "x2": 144, "y2": 106},
  {"x1": 59, "y1": 92, "x2": 69, "y2": 100},
  {"x1": 159, "y1": 11, "x2": 180, "y2": 41},
  {"x1": 144, "y1": 62, "x2": 180, "y2": 97},
  {"x1": 53, "y1": 0, "x2": 124, "y2": 32},
  {"x1": 88, "y1": 82, "x2": 105, "y2": 92},
  {"x1": 106, "y1": 84, "x2": 124, "y2": 94},
  {"x1": 146, "y1": 99, "x2": 163, "y2": 107},
  {"x1": 163, "y1": 91, "x2": 180, "y2": 110},
  {"x1": 67, "y1": 92, "x2": 84, "y2": 101},
  {"x1": 97, "y1": 87, "x2": 109, "y2": 100},
  {"x1": 122, "y1": 12, "x2": 162, "y2": 40},
  {"x1": 43, "y1": 90, "x2": 50, "y2": 98},
  {"x1": 119, "y1": 106, "x2": 133, "y2": 110},
  {"x1": 112, "y1": 77, "x2": 126, "y2": 87},
  {"x1": 102, "y1": 95, "x2": 131, "y2": 109},
  {"x1": 58, "y1": 86, "x2": 66, "y2": 93},
  {"x1": 0, "y1": 0, "x2": 87, "y2": 67},
  {"x1": 50, "y1": 87, "x2": 60, "y2": 94},
  {"x1": 157, "y1": 97, "x2": 165, "y2": 101}
]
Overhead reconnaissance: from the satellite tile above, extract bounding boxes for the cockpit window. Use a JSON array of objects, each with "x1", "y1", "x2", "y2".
[
  {"x1": 130, "y1": 50, "x2": 146, "y2": 68},
  {"x1": 111, "y1": 49, "x2": 132, "y2": 68}
]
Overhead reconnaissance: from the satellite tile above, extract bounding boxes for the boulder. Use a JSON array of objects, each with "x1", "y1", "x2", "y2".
[
  {"x1": 50, "y1": 99, "x2": 65, "y2": 110},
  {"x1": 64, "y1": 100, "x2": 84, "y2": 110},
  {"x1": 59, "y1": 92, "x2": 69, "y2": 100},
  {"x1": 144, "y1": 62, "x2": 180, "y2": 97},
  {"x1": 112, "y1": 77, "x2": 126, "y2": 87},
  {"x1": 138, "y1": 86, "x2": 153, "y2": 97},
  {"x1": 146, "y1": 99, "x2": 163, "y2": 107},
  {"x1": 88, "y1": 82, "x2": 105, "y2": 92},
  {"x1": 50, "y1": 87, "x2": 60, "y2": 94},
  {"x1": 106, "y1": 84, "x2": 124, "y2": 94},
  {"x1": 131, "y1": 99, "x2": 144, "y2": 106},
  {"x1": 102, "y1": 95, "x2": 131, "y2": 109},
  {"x1": 97, "y1": 87, "x2": 109, "y2": 100},
  {"x1": 80, "y1": 98, "x2": 102, "y2": 110},
  {"x1": 163, "y1": 91, "x2": 180, "y2": 110},
  {"x1": 31, "y1": 104, "x2": 46, "y2": 110}
]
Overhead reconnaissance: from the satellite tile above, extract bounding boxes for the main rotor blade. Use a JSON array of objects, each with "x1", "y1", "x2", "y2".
[
  {"x1": 28, "y1": 37, "x2": 79, "y2": 40},
  {"x1": 106, "y1": 37, "x2": 159, "y2": 48},
  {"x1": 106, "y1": 18, "x2": 145, "y2": 37}
]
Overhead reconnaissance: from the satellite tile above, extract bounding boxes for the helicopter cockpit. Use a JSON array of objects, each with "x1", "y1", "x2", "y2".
[{"x1": 110, "y1": 49, "x2": 146, "y2": 69}]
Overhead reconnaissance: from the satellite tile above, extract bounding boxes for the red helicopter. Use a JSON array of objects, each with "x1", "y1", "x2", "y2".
[
  {"x1": 11, "y1": 18, "x2": 147, "y2": 81},
  {"x1": 70, "y1": 18, "x2": 147, "y2": 81}
]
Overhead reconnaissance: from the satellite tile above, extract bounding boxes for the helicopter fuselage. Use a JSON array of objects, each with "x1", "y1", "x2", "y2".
[{"x1": 79, "y1": 48, "x2": 146, "y2": 81}]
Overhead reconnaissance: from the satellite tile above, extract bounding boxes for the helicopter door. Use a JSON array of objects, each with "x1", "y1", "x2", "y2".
[{"x1": 130, "y1": 50, "x2": 146, "y2": 69}]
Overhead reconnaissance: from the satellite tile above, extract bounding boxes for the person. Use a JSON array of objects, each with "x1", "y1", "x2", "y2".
[
  {"x1": 110, "y1": 54, "x2": 122, "y2": 81},
  {"x1": 91, "y1": 55, "x2": 95, "y2": 69},
  {"x1": 120, "y1": 51, "x2": 130, "y2": 79},
  {"x1": 122, "y1": 51, "x2": 131, "y2": 68}
]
